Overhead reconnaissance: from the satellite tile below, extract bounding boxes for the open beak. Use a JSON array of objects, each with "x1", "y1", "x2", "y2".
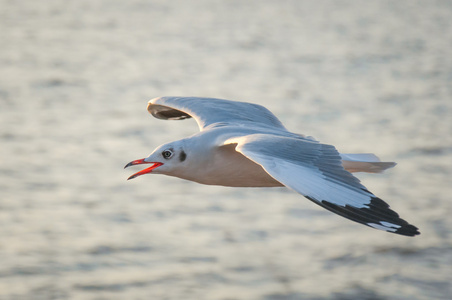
[{"x1": 124, "y1": 158, "x2": 163, "y2": 180}]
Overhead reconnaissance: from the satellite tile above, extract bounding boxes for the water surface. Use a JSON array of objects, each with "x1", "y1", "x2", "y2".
[{"x1": 1, "y1": 1, "x2": 451, "y2": 299}]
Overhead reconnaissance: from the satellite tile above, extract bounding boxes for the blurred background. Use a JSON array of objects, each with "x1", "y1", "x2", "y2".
[{"x1": 1, "y1": 0, "x2": 451, "y2": 299}]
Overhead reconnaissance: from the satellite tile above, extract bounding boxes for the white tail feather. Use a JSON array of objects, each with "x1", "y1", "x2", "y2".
[{"x1": 340, "y1": 153, "x2": 396, "y2": 173}]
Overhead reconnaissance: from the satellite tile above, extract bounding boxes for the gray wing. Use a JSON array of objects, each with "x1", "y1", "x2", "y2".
[
  {"x1": 147, "y1": 97, "x2": 287, "y2": 131},
  {"x1": 225, "y1": 134, "x2": 420, "y2": 236}
]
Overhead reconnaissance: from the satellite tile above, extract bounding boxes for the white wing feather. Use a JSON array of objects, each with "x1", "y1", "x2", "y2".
[
  {"x1": 147, "y1": 97, "x2": 286, "y2": 131},
  {"x1": 224, "y1": 134, "x2": 419, "y2": 236}
]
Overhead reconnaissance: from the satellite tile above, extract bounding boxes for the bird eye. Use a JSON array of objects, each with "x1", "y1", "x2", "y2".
[{"x1": 162, "y1": 150, "x2": 173, "y2": 159}]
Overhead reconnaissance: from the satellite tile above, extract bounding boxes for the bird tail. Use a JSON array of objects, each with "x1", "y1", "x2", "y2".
[{"x1": 340, "y1": 153, "x2": 396, "y2": 173}]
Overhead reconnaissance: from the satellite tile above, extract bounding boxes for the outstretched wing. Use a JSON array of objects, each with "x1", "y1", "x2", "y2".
[
  {"x1": 224, "y1": 134, "x2": 420, "y2": 236},
  {"x1": 147, "y1": 97, "x2": 287, "y2": 131}
]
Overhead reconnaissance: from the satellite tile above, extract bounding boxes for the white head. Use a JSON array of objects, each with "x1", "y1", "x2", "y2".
[{"x1": 125, "y1": 140, "x2": 188, "y2": 180}]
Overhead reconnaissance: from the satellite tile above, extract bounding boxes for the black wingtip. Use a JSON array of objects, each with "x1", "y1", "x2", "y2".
[
  {"x1": 306, "y1": 195, "x2": 421, "y2": 237},
  {"x1": 394, "y1": 224, "x2": 420, "y2": 237},
  {"x1": 366, "y1": 196, "x2": 420, "y2": 237}
]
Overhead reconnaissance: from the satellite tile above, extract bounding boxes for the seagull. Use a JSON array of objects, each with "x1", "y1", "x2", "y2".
[{"x1": 125, "y1": 97, "x2": 420, "y2": 236}]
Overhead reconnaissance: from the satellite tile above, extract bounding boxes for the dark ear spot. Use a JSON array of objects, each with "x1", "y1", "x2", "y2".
[{"x1": 179, "y1": 150, "x2": 187, "y2": 162}]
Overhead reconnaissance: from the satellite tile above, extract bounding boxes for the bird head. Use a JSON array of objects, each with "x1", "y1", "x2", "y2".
[{"x1": 124, "y1": 141, "x2": 187, "y2": 180}]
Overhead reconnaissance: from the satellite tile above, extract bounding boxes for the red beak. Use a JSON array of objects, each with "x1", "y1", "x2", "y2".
[{"x1": 124, "y1": 158, "x2": 163, "y2": 180}]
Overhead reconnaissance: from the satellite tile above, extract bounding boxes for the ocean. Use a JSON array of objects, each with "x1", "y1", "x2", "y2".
[{"x1": 1, "y1": 0, "x2": 451, "y2": 299}]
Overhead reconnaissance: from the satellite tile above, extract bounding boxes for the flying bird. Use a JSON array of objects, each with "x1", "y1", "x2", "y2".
[{"x1": 125, "y1": 97, "x2": 420, "y2": 236}]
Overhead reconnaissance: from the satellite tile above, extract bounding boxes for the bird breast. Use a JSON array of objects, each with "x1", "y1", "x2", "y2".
[{"x1": 180, "y1": 144, "x2": 283, "y2": 187}]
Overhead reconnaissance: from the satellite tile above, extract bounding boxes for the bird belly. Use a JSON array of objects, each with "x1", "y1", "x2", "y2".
[
  {"x1": 198, "y1": 160, "x2": 283, "y2": 187},
  {"x1": 176, "y1": 145, "x2": 283, "y2": 187}
]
